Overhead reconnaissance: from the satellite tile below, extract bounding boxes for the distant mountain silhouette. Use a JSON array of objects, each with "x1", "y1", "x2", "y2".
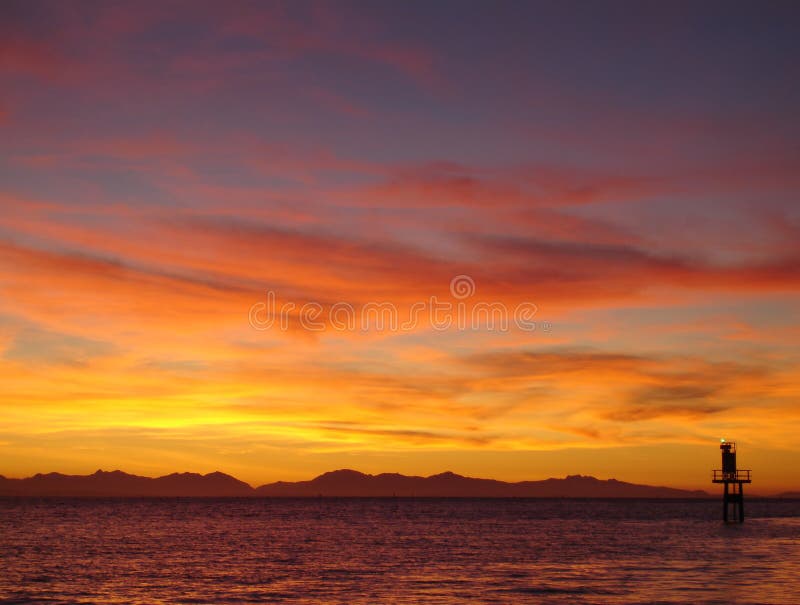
[
  {"x1": 254, "y1": 469, "x2": 709, "y2": 498},
  {"x1": 0, "y1": 469, "x2": 252, "y2": 497},
  {"x1": 0, "y1": 468, "x2": 711, "y2": 498}
]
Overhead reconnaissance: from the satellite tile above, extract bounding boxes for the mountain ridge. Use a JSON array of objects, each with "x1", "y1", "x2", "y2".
[
  {"x1": 254, "y1": 468, "x2": 709, "y2": 498},
  {"x1": 0, "y1": 468, "x2": 716, "y2": 498},
  {"x1": 0, "y1": 469, "x2": 253, "y2": 497}
]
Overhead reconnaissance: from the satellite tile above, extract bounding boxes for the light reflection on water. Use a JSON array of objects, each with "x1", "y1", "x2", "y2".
[{"x1": 1, "y1": 499, "x2": 799, "y2": 604}]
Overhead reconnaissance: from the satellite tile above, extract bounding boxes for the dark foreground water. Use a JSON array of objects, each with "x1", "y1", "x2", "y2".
[{"x1": 2, "y1": 499, "x2": 799, "y2": 604}]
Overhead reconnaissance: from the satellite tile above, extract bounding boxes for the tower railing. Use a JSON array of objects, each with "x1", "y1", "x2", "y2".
[{"x1": 712, "y1": 469, "x2": 751, "y2": 482}]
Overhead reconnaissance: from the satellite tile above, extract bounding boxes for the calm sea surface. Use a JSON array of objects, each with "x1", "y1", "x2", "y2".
[{"x1": 2, "y1": 498, "x2": 799, "y2": 604}]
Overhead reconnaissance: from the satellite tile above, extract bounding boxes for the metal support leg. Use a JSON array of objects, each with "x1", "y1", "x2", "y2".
[
  {"x1": 723, "y1": 482, "x2": 729, "y2": 522},
  {"x1": 739, "y1": 482, "x2": 745, "y2": 523}
]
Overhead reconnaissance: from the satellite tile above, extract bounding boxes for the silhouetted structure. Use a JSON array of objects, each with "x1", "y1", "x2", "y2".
[{"x1": 712, "y1": 440, "x2": 751, "y2": 523}]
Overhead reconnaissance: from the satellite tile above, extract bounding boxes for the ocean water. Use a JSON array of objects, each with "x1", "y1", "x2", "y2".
[{"x1": 1, "y1": 498, "x2": 799, "y2": 604}]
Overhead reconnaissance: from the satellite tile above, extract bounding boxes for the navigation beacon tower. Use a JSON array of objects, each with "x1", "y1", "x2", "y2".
[{"x1": 712, "y1": 439, "x2": 751, "y2": 523}]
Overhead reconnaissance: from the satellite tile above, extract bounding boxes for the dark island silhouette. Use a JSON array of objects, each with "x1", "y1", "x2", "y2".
[{"x1": 0, "y1": 468, "x2": 713, "y2": 498}]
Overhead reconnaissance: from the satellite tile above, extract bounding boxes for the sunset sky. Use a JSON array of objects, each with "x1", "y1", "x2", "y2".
[{"x1": 1, "y1": 1, "x2": 799, "y2": 492}]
